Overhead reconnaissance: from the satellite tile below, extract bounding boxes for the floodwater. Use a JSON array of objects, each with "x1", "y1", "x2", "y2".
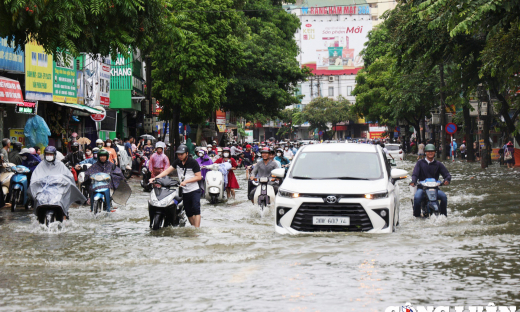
[{"x1": 1, "y1": 158, "x2": 520, "y2": 311}]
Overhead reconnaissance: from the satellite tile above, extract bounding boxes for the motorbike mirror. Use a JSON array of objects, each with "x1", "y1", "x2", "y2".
[{"x1": 390, "y1": 169, "x2": 408, "y2": 181}]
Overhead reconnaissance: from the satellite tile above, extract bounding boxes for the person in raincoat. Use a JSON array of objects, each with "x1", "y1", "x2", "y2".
[
  {"x1": 214, "y1": 147, "x2": 239, "y2": 199},
  {"x1": 83, "y1": 150, "x2": 124, "y2": 204},
  {"x1": 148, "y1": 142, "x2": 170, "y2": 178},
  {"x1": 186, "y1": 138, "x2": 196, "y2": 157},
  {"x1": 196, "y1": 147, "x2": 213, "y2": 192},
  {"x1": 78, "y1": 147, "x2": 99, "y2": 166},
  {"x1": 20, "y1": 148, "x2": 41, "y2": 173}
]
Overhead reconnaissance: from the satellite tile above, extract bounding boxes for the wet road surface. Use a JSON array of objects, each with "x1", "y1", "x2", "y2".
[{"x1": 1, "y1": 159, "x2": 520, "y2": 311}]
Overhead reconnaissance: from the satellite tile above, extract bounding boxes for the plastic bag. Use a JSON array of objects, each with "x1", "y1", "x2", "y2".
[{"x1": 24, "y1": 115, "x2": 51, "y2": 148}]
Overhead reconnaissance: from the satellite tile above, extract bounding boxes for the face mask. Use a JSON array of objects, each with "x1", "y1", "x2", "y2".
[
  {"x1": 277, "y1": 153, "x2": 282, "y2": 157},
  {"x1": 22, "y1": 156, "x2": 27, "y2": 160},
  {"x1": 94, "y1": 154, "x2": 97, "y2": 159},
  {"x1": 97, "y1": 144, "x2": 103, "y2": 148},
  {"x1": 46, "y1": 156, "x2": 54, "y2": 162},
  {"x1": 106, "y1": 143, "x2": 111, "y2": 147},
  {"x1": 223, "y1": 152, "x2": 230, "y2": 158},
  {"x1": 285, "y1": 148, "x2": 288, "y2": 150},
  {"x1": 198, "y1": 152, "x2": 204, "y2": 157},
  {"x1": 208, "y1": 148, "x2": 212, "y2": 152},
  {"x1": 218, "y1": 152, "x2": 222, "y2": 156},
  {"x1": 86, "y1": 151, "x2": 92, "y2": 156}
]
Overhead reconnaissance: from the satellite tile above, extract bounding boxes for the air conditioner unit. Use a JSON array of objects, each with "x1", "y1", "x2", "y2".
[
  {"x1": 481, "y1": 102, "x2": 488, "y2": 115},
  {"x1": 477, "y1": 120, "x2": 484, "y2": 126},
  {"x1": 328, "y1": 76, "x2": 335, "y2": 82},
  {"x1": 445, "y1": 113, "x2": 453, "y2": 124},
  {"x1": 478, "y1": 125, "x2": 484, "y2": 131}
]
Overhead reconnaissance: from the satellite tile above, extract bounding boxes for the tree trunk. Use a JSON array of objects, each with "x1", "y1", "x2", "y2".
[
  {"x1": 161, "y1": 122, "x2": 168, "y2": 142},
  {"x1": 439, "y1": 63, "x2": 447, "y2": 160},
  {"x1": 496, "y1": 91, "x2": 520, "y2": 146},
  {"x1": 196, "y1": 123, "x2": 202, "y2": 145},
  {"x1": 420, "y1": 113, "x2": 426, "y2": 143},
  {"x1": 463, "y1": 105, "x2": 475, "y2": 162}
]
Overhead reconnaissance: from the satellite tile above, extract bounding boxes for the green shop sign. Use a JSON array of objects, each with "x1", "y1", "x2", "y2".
[{"x1": 53, "y1": 54, "x2": 77, "y2": 103}]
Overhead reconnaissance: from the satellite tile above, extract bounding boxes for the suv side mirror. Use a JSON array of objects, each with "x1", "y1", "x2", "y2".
[
  {"x1": 390, "y1": 169, "x2": 408, "y2": 182},
  {"x1": 271, "y1": 168, "x2": 285, "y2": 178}
]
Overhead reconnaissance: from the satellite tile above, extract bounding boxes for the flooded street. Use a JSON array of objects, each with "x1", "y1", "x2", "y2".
[{"x1": 1, "y1": 159, "x2": 520, "y2": 311}]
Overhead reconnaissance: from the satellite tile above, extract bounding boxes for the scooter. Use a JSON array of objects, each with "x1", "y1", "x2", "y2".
[
  {"x1": 90, "y1": 173, "x2": 112, "y2": 214},
  {"x1": 413, "y1": 178, "x2": 442, "y2": 217},
  {"x1": 251, "y1": 176, "x2": 276, "y2": 211},
  {"x1": 202, "y1": 163, "x2": 227, "y2": 204},
  {"x1": 117, "y1": 145, "x2": 133, "y2": 179},
  {"x1": 148, "y1": 177, "x2": 187, "y2": 230},
  {"x1": 10, "y1": 165, "x2": 31, "y2": 211},
  {"x1": 77, "y1": 163, "x2": 92, "y2": 199},
  {"x1": 0, "y1": 162, "x2": 15, "y2": 203},
  {"x1": 141, "y1": 160, "x2": 152, "y2": 192},
  {"x1": 133, "y1": 151, "x2": 146, "y2": 176}
]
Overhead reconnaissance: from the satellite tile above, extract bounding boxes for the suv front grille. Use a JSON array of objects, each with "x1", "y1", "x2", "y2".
[{"x1": 290, "y1": 203, "x2": 373, "y2": 232}]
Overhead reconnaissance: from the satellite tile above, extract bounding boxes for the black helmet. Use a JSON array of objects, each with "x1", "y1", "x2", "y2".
[
  {"x1": 176, "y1": 144, "x2": 188, "y2": 154},
  {"x1": 98, "y1": 149, "x2": 110, "y2": 163},
  {"x1": 71, "y1": 141, "x2": 80, "y2": 151},
  {"x1": 44, "y1": 146, "x2": 57, "y2": 162},
  {"x1": 12, "y1": 142, "x2": 22, "y2": 151}
]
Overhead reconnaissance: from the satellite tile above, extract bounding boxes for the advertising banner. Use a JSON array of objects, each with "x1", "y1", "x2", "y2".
[
  {"x1": 216, "y1": 110, "x2": 226, "y2": 125},
  {"x1": 76, "y1": 70, "x2": 84, "y2": 104},
  {"x1": 0, "y1": 77, "x2": 23, "y2": 104},
  {"x1": 9, "y1": 129, "x2": 25, "y2": 147},
  {"x1": 300, "y1": 21, "x2": 372, "y2": 75},
  {"x1": 245, "y1": 130, "x2": 254, "y2": 142},
  {"x1": 25, "y1": 41, "x2": 53, "y2": 101},
  {"x1": 0, "y1": 37, "x2": 24, "y2": 73},
  {"x1": 53, "y1": 54, "x2": 77, "y2": 103},
  {"x1": 99, "y1": 61, "x2": 111, "y2": 106}
]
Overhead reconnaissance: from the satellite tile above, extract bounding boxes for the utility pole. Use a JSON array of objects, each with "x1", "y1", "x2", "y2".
[
  {"x1": 439, "y1": 63, "x2": 447, "y2": 160},
  {"x1": 317, "y1": 76, "x2": 321, "y2": 97},
  {"x1": 310, "y1": 76, "x2": 314, "y2": 100}
]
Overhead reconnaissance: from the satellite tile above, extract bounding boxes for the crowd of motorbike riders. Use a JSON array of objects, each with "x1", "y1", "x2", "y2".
[{"x1": 0, "y1": 135, "x2": 452, "y2": 228}]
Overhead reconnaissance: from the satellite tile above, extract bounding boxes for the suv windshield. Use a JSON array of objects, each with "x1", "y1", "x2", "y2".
[
  {"x1": 290, "y1": 152, "x2": 383, "y2": 180},
  {"x1": 386, "y1": 145, "x2": 400, "y2": 151}
]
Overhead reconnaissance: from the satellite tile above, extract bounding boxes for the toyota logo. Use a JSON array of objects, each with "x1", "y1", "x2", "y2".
[{"x1": 326, "y1": 196, "x2": 337, "y2": 204}]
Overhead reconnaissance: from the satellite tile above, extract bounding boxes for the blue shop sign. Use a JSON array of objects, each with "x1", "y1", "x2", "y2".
[{"x1": 0, "y1": 37, "x2": 24, "y2": 73}]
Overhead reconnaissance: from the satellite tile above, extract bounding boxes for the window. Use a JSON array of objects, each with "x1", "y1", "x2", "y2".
[
  {"x1": 347, "y1": 86, "x2": 353, "y2": 96},
  {"x1": 328, "y1": 87, "x2": 334, "y2": 97}
]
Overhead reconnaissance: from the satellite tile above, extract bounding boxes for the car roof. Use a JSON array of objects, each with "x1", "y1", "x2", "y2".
[
  {"x1": 386, "y1": 143, "x2": 400, "y2": 146},
  {"x1": 301, "y1": 143, "x2": 378, "y2": 153}
]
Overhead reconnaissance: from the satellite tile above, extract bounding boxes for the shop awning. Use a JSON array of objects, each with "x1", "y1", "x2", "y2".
[
  {"x1": 53, "y1": 102, "x2": 104, "y2": 114},
  {"x1": 0, "y1": 76, "x2": 24, "y2": 105}
]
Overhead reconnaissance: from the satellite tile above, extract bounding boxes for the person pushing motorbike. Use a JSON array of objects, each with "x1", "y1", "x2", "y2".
[{"x1": 409, "y1": 144, "x2": 451, "y2": 217}]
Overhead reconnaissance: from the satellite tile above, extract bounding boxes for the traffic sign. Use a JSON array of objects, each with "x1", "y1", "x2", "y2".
[
  {"x1": 445, "y1": 123, "x2": 457, "y2": 134},
  {"x1": 318, "y1": 131, "x2": 323, "y2": 136},
  {"x1": 91, "y1": 113, "x2": 106, "y2": 122}
]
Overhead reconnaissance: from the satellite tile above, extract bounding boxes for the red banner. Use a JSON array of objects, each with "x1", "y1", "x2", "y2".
[{"x1": 0, "y1": 77, "x2": 23, "y2": 104}]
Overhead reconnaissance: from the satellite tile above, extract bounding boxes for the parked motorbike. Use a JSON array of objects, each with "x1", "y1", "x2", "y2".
[
  {"x1": 90, "y1": 172, "x2": 112, "y2": 214},
  {"x1": 413, "y1": 178, "x2": 443, "y2": 217},
  {"x1": 77, "y1": 163, "x2": 92, "y2": 199},
  {"x1": 148, "y1": 176, "x2": 187, "y2": 230},
  {"x1": 0, "y1": 162, "x2": 15, "y2": 203},
  {"x1": 202, "y1": 163, "x2": 228, "y2": 204},
  {"x1": 10, "y1": 165, "x2": 31, "y2": 211},
  {"x1": 117, "y1": 144, "x2": 133, "y2": 179},
  {"x1": 133, "y1": 151, "x2": 146, "y2": 176}
]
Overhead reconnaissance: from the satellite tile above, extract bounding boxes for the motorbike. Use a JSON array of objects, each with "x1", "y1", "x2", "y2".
[
  {"x1": 140, "y1": 157, "x2": 152, "y2": 192},
  {"x1": 202, "y1": 163, "x2": 229, "y2": 204},
  {"x1": 250, "y1": 176, "x2": 276, "y2": 211},
  {"x1": 10, "y1": 165, "x2": 31, "y2": 211},
  {"x1": 133, "y1": 150, "x2": 146, "y2": 176},
  {"x1": 32, "y1": 176, "x2": 70, "y2": 226},
  {"x1": 148, "y1": 176, "x2": 187, "y2": 230},
  {"x1": 413, "y1": 178, "x2": 442, "y2": 217},
  {"x1": 0, "y1": 162, "x2": 15, "y2": 203},
  {"x1": 90, "y1": 172, "x2": 112, "y2": 214},
  {"x1": 77, "y1": 163, "x2": 92, "y2": 199}
]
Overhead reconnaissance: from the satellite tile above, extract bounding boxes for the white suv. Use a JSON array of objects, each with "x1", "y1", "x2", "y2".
[{"x1": 272, "y1": 143, "x2": 408, "y2": 234}]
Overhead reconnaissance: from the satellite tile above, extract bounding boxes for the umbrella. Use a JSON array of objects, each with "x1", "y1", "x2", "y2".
[
  {"x1": 77, "y1": 137, "x2": 91, "y2": 144},
  {"x1": 140, "y1": 134, "x2": 156, "y2": 141}
]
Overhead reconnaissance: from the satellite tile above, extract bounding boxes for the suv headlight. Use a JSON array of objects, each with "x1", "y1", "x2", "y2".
[
  {"x1": 278, "y1": 189, "x2": 299, "y2": 198},
  {"x1": 364, "y1": 192, "x2": 388, "y2": 199}
]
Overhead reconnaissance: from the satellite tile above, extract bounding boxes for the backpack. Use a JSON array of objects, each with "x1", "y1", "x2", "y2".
[{"x1": 505, "y1": 149, "x2": 513, "y2": 161}]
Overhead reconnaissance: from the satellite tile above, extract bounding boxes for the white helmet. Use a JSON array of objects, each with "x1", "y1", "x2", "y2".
[
  {"x1": 20, "y1": 148, "x2": 31, "y2": 155},
  {"x1": 96, "y1": 139, "x2": 104, "y2": 144},
  {"x1": 155, "y1": 141, "x2": 166, "y2": 149}
]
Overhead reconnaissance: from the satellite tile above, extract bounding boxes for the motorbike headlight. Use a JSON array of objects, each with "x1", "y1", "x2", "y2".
[
  {"x1": 278, "y1": 190, "x2": 299, "y2": 198},
  {"x1": 422, "y1": 182, "x2": 439, "y2": 187},
  {"x1": 209, "y1": 187, "x2": 219, "y2": 193},
  {"x1": 16, "y1": 167, "x2": 24, "y2": 173},
  {"x1": 142, "y1": 167, "x2": 147, "y2": 174},
  {"x1": 150, "y1": 191, "x2": 175, "y2": 207},
  {"x1": 364, "y1": 192, "x2": 388, "y2": 200},
  {"x1": 94, "y1": 175, "x2": 104, "y2": 182},
  {"x1": 259, "y1": 177, "x2": 269, "y2": 183}
]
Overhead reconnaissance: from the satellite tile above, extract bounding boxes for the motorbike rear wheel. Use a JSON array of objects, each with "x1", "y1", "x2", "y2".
[
  {"x1": 210, "y1": 194, "x2": 218, "y2": 205},
  {"x1": 124, "y1": 169, "x2": 132, "y2": 179},
  {"x1": 45, "y1": 210, "x2": 55, "y2": 227},
  {"x1": 11, "y1": 189, "x2": 19, "y2": 212},
  {"x1": 94, "y1": 200, "x2": 102, "y2": 214},
  {"x1": 152, "y1": 214, "x2": 163, "y2": 230}
]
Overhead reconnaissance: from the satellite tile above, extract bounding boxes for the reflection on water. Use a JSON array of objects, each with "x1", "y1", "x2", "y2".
[{"x1": 1, "y1": 158, "x2": 519, "y2": 311}]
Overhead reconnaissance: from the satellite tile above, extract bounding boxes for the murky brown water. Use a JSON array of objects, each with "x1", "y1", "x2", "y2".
[{"x1": 1, "y1": 158, "x2": 519, "y2": 311}]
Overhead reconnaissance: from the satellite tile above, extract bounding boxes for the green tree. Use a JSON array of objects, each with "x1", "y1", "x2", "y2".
[
  {"x1": 301, "y1": 96, "x2": 352, "y2": 140},
  {"x1": 0, "y1": 0, "x2": 166, "y2": 59},
  {"x1": 152, "y1": 0, "x2": 245, "y2": 152},
  {"x1": 220, "y1": 0, "x2": 310, "y2": 116},
  {"x1": 276, "y1": 107, "x2": 300, "y2": 139}
]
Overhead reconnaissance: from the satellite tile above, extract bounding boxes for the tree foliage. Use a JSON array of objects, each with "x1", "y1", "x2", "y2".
[
  {"x1": 301, "y1": 96, "x2": 353, "y2": 139},
  {"x1": 0, "y1": 0, "x2": 166, "y2": 59}
]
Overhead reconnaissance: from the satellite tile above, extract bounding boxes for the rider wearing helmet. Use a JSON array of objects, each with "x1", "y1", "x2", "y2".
[
  {"x1": 20, "y1": 148, "x2": 41, "y2": 173},
  {"x1": 150, "y1": 144, "x2": 203, "y2": 228},
  {"x1": 63, "y1": 141, "x2": 85, "y2": 168},
  {"x1": 8, "y1": 142, "x2": 23, "y2": 166},
  {"x1": 78, "y1": 147, "x2": 100, "y2": 166},
  {"x1": 96, "y1": 139, "x2": 104, "y2": 149},
  {"x1": 249, "y1": 147, "x2": 279, "y2": 201},
  {"x1": 409, "y1": 144, "x2": 451, "y2": 217},
  {"x1": 268, "y1": 147, "x2": 281, "y2": 168},
  {"x1": 148, "y1": 141, "x2": 170, "y2": 178},
  {"x1": 275, "y1": 148, "x2": 290, "y2": 167},
  {"x1": 83, "y1": 149, "x2": 124, "y2": 206}
]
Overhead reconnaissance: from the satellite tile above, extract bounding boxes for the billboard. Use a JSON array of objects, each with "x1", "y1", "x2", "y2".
[
  {"x1": 53, "y1": 54, "x2": 77, "y2": 103},
  {"x1": 99, "y1": 61, "x2": 111, "y2": 106},
  {"x1": 0, "y1": 37, "x2": 24, "y2": 73},
  {"x1": 300, "y1": 21, "x2": 372, "y2": 75},
  {"x1": 25, "y1": 41, "x2": 53, "y2": 101}
]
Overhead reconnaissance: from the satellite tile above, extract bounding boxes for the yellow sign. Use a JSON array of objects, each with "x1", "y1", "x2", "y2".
[
  {"x1": 25, "y1": 41, "x2": 53, "y2": 101},
  {"x1": 9, "y1": 129, "x2": 25, "y2": 147},
  {"x1": 217, "y1": 124, "x2": 226, "y2": 132}
]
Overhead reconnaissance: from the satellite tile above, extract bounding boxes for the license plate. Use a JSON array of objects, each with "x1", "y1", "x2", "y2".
[{"x1": 312, "y1": 216, "x2": 350, "y2": 226}]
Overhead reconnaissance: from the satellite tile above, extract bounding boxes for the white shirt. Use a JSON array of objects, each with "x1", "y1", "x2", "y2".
[
  {"x1": 230, "y1": 146, "x2": 237, "y2": 156},
  {"x1": 283, "y1": 149, "x2": 294, "y2": 159}
]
